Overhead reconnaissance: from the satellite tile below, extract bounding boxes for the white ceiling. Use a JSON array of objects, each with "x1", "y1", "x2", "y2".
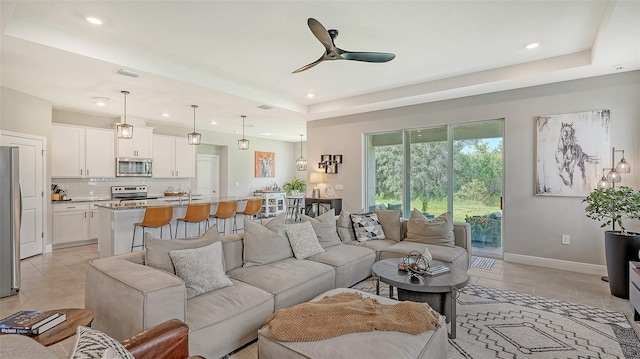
[{"x1": 1, "y1": 1, "x2": 638, "y2": 142}]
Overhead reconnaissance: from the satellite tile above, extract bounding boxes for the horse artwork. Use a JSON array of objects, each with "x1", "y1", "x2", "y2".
[
  {"x1": 255, "y1": 151, "x2": 275, "y2": 178},
  {"x1": 536, "y1": 110, "x2": 610, "y2": 197}
]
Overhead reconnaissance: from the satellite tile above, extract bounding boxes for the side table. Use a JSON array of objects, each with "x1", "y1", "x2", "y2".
[
  {"x1": 33, "y1": 308, "x2": 93, "y2": 346},
  {"x1": 630, "y1": 261, "x2": 640, "y2": 321}
]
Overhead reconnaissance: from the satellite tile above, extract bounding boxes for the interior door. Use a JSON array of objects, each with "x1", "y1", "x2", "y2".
[
  {"x1": 1, "y1": 133, "x2": 44, "y2": 259},
  {"x1": 196, "y1": 154, "x2": 219, "y2": 196}
]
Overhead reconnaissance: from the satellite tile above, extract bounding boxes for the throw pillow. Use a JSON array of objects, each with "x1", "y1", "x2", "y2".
[
  {"x1": 374, "y1": 209, "x2": 402, "y2": 241},
  {"x1": 337, "y1": 209, "x2": 364, "y2": 243},
  {"x1": 169, "y1": 241, "x2": 233, "y2": 299},
  {"x1": 145, "y1": 225, "x2": 221, "y2": 274},
  {"x1": 406, "y1": 210, "x2": 455, "y2": 247},
  {"x1": 301, "y1": 209, "x2": 342, "y2": 249},
  {"x1": 102, "y1": 348, "x2": 125, "y2": 359},
  {"x1": 69, "y1": 326, "x2": 134, "y2": 359},
  {"x1": 285, "y1": 221, "x2": 325, "y2": 259},
  {"x1": 243, "y1": 214, "x2": 293, "y2": 267},
  {"x1": 350, "y1": 212, "x2": 386, "y2": 242}
]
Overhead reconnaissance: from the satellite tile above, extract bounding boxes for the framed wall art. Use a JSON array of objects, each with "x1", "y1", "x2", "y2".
[
  {"x1": 255, "y1": 151, "x2": 275, "y2": 178},
  {"x1": 535, "y1": 109, "x2": 610, "y2": 197}
]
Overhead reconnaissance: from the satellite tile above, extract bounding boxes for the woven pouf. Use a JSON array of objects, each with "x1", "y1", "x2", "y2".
[{"x1": 258, "y1": 288, "x2": 447, "y2": 359}]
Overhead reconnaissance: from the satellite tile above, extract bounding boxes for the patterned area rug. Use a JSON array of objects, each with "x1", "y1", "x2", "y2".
[
  {"x1": 470, "y1": 256, "x2": 496, "y2": 270},
  {"x1": 225, "y1": 281, "x2": 640, "y2": 359}
]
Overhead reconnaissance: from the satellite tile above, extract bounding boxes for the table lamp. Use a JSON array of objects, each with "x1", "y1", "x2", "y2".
[{"x1": 310, "y1": 172, "x2": 323, "y2": 198}]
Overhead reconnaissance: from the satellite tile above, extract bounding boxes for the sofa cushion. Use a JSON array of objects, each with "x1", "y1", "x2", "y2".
[
  {"x1": 308, "y1": 244, "x2": 376, "y2": 287},
  {"x1": 374, "y1": 209, "x2": 402, "y2": 241},
  {"x1": 351, "y1": 212, "x2": 386, "y2": 241},
  {"x1": 169, "y1": 241, "x2": 233, "y2": 299},
  {"x1": 243, "y1": 214, "x2": 293, "y2": 267},
  {"x1": 285, "y1": 221, "x2": 325, "y2": 259},
  {"x1": 69, "y1": 326, "x2": 134, "y2": 359},
  {"x1": 379, "y1": 241, "x2": 469, "y2": 270},
  {"x1": 301, "y1": 209, "x2": 342, "y2": 249},
  {"x1": 406, "y1": 210, "x2": 455, "y2": 247},
  {"x1": 337, "y1": 209, "x2": 359, "y2": 243},
  {"x1": 145, "y1": 226, "x2": 221, "y2": 274}
]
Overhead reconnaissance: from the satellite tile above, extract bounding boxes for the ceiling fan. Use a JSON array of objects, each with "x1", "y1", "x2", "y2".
[{"x1": 292, "y1": 18, "x2": 396, "y2": 74}]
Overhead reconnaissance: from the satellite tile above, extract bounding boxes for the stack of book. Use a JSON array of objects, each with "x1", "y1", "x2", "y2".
[
  {"x1": 426, "y1": 263, "x2": 450, "y2": 276},
  {"x1": 0, "y1": 310, "x2": 66, "y2": 335}
]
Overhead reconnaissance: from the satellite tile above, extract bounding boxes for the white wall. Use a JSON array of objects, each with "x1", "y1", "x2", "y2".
[{"x1": 307, "y1": 71, "x2": 640, "y2": 269}]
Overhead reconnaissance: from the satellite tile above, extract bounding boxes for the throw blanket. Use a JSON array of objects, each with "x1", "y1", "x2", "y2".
[{"x1": 266, "y1": 292, "x2": 441, "y2": 342}]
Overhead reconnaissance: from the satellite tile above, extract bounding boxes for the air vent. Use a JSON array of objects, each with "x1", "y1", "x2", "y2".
[
  {"x1": 116, "y1": 68, "x2": 143, "y2": 78},
  {"x1": 258, "y1": 104, "x2": 273, "y2": 110}
]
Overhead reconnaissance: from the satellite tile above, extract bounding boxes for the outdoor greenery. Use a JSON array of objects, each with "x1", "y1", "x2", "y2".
[
  {"x1": 373, "y1": 140, "x2": 503, "y2": 223},
  {"x1": 583, "y1": 186, "x2": 640, "y2": 235},
  {"x1": 282, "y1": 177, "x2": 306, "y2": 194}
]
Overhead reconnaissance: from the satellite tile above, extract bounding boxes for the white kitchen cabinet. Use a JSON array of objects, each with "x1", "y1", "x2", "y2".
[
  {"x1": 152, "y1": 135, "x2": 195, "y2": 178},
  {"x1": 256, "y1": 191, "x2": 286, "y2": 218},
  {"x1": 51, "y1": 124, "x2": 115, "y2": 178},
  {"x1": 117, "y1": 126, "x2": 153, "y2": 158},
  {"x1": 89, "y1": 203, "x2": 102, "y2": 240},
  {"x1": 53, "y1": 203, "x2": 89, "y2": 245}
]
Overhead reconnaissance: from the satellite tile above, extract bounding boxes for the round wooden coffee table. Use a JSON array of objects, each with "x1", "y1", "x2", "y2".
[
  {"x1": 371, "y1": 258, "x2": 469, "y2": 339},
  {"x1": 33, "y1": 308, "x2": 93, "y2": 346}
]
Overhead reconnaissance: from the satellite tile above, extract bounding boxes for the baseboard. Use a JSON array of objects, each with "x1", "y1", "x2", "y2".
[
  {"x1": 503, "y1": 252, "x2": 607, "y2": 276},
  {"x1": 45, "y1": 245, "x2": 53, "y2": 253},
  {"x1": 52, "y1": 239, "x2": 98, "y2": 250}
]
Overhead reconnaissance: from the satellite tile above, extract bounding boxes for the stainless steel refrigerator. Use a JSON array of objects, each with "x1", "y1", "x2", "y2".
[{"x1": 0, "y1": 146, "x2": 21, "y2": 298}]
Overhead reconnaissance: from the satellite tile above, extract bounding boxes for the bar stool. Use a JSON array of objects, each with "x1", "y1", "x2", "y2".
[
  {"x1": 131, "y1": 206, "x2": 173, "y2": 252},
  {"x1": 209, "y1": 201, "x2": 237, "y2": 235},
  {"x1": 175, "y1": 203, "x2": 211, "y2": 238},
  {"x1": 233, "y1": 198, "x2": 263, "y2": 233}
]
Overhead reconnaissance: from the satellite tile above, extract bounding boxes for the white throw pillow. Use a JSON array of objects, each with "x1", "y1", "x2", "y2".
[
  {"x1": 337, "y1": 208, "x2": 364, "y2": 243},
  {"x1": 69, "y1": 326, "x2": 134, "y2": 359},
  {"x1": 350, "y1": 212, "x2": 386, "y2": 242},
  {"x1": 169, "y1": 241, "x2": 233, "y2": 299},
  {"x1": 285, "y1": 221, "x2": 325, "y2": 259}
]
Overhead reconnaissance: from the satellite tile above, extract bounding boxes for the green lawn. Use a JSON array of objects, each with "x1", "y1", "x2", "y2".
[{"x1": 376, "y1": 197, "x2": 500, "y2": 222}]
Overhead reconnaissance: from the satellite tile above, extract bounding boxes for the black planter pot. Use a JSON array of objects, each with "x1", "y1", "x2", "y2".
[{"x1": 605, "y1": 230, "x2": 640, "y2": 299}]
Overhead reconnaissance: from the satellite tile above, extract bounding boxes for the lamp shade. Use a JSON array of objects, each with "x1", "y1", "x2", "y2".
[
  {"x1": 309, "y1": 172, "x2": 323, "y2": 184},
  {"x1": 615, "y1": 157, "x2": 631, "y2": 173}
]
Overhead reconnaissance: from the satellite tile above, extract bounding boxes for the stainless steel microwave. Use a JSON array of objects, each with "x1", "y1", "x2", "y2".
[{"x1": 116, "y1": 158, "x2": 153, "y2": 177}]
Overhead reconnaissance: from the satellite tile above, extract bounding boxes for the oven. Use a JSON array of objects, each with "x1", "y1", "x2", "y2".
[{"x1": 111, "y1": 185, "x2": 157, "y2": 206}]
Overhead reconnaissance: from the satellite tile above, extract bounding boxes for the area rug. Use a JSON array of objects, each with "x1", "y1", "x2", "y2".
[
  {"x1": 470, "y1": 256, "x2": 496, "y2": 270},
  {"x1": 225, "y1": 281, "x2": 640, "y2": 359}
]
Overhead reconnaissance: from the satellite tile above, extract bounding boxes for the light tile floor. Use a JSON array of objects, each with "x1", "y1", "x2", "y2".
[{"x1": 0, "y1": 244, "x2": 637, "y2": 358}]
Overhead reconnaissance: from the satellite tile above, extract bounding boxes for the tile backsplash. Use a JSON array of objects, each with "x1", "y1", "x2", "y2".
[{"x1": 52, "y1": 177, "x2": 195, "y2": 200}]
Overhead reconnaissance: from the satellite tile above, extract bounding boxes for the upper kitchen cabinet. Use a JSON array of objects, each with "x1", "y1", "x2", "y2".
[
  {"x1": 117, "y1": 126, "x2": 153, "y2": 158},
  {"x1": 51, "y1": 124, "x2": 115, "y2": 178},
  {"x1": 152, "y1": 135, "x2": 195, "y2": 178}
]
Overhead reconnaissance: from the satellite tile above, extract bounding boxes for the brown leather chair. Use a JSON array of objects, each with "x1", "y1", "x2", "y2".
[
  {"x1": 233, "y1": 197, "x2": 263, "y2": 232},
  {"x1": 131, "y1": 206, "x2": 173, "y2": 251},
  {"x1": 121, "y1": 319, "x2": 204, "y2": 359},
  {"x1": 209, "y1": 201, "x2": 237, "y2": 235},
  {"x1": 175, "y1": 203, "x2": 211, "y2": 238}
]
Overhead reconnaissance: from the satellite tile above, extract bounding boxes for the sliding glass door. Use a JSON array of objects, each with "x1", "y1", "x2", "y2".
[{"x1": 365, "y1": 119, "x2": 504, "y2": 258}]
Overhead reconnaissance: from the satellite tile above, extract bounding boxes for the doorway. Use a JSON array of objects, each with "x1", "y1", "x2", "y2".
[
  {"x1": 1, "y1": 131, "x2": 45, "y2": 259},
  {"x1": 196, "y1": 154, "x2": 220, "y2": 197}
]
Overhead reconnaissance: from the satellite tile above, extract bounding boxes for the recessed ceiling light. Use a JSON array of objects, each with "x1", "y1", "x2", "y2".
[
  {"x1": 161, "y1": 113, "x2": 170, "y2": 117},
  {"x1": 91, "y1": 96, "x2": 109, "y2": 106},
  {"x1": 86, "y1": 17, "x2": 103, "y2": 25},
  {"x1": 307, "y1": 93, "x2": 315, "y2": 98},
  {"x1": 210, "y1": 121, "x2": 217, "y2": 125},
  {"x1": 524, "y1": 41, "x2": 540, "y2": 49},
  {"x1": 96, "y1": 102, "x2": 106, "y2": 107},
  {"x1": 613, "y1": 64, "x2": 625, "y2": 71}
]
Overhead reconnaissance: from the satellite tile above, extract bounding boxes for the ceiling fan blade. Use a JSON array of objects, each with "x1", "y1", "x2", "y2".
[
  {"x1": 307, "y1": 18, "x2": 334, "y2": 52},
  {"x1": 292, "y1": 55, "x2": 325, "y2": 74},
  {"x1": 340, "y1": 50, "x2": 396, "y2": 63}
]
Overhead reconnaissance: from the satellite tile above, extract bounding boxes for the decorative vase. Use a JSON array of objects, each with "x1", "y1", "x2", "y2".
[{"x1": 605, "y1": 230, "x2": 640, "y2": 299}]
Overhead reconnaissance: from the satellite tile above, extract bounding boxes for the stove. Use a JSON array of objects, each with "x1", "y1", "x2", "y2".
[
  {"x1": 111, "y1": 185, "x2": 156, "y2": 202},
  {"x1": 109, "y1": 200, "x2": 148, "y2": 208}
]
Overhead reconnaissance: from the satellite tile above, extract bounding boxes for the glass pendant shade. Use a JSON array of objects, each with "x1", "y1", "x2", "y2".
[
  {"x1": 597, "y1": 176, "x2": 609, "y2": 189},
  {"x1": 117, "y1": 90, "x2": 133, "y2": 139},
  {"x1": 615, "y1": 157, "x2": 630, "y2": 173},
  {"x1": 606, "y1": 169, "x2": 621, "y2": 183},
  {"x1": 295, "y1": 134, "x2": 307, "y2": 171},
  {"x1": 188, "y1": 105, "x2": 201, "y2": 145},
  {"x1": 238, "y1": 115, "x2": 249, "y2": 150}
]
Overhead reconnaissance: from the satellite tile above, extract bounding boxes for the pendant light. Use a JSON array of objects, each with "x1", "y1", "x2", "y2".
[
  {"x1": 187, "y1": 105, "x2": 201, "y2": 145},
  {"x1": 238, "y1": 115, "x2": 249, "y2": 150},
  {"x1": 117, "y1": 90, "x2": 133, "y2": 139},
  {"x1": 295, "y1": 134, "x2": 307, "y2": 171}
]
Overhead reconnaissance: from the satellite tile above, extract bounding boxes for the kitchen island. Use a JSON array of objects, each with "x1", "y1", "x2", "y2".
[{"x1": 96, "y1": 196, "x2": 255, "y2": 258}]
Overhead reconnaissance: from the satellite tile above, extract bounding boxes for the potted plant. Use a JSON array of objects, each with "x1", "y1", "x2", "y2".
[
  {"x1": 282, "y1": 177, "x2": 306, "y2": 196},
  {"x1": 583, "y1": 186, "x2": 640, "y2": 298}
]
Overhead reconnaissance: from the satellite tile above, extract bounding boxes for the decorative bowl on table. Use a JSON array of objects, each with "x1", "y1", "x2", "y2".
[{"x1": 398, "y1": 250, "x2": 430, "y2": 277}]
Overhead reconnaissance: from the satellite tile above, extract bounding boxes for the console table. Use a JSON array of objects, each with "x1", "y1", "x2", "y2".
[{"x1": 304, "y1": 197, "x2": 342, "y2": 217}]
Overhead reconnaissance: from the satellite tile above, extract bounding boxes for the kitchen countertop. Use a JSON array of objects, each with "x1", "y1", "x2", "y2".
[{"x1": 94, "y1": 196, "x2": 259, "y2": 210}]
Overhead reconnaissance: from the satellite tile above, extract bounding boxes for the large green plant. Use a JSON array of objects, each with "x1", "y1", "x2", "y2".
[
  {"x1": 583, "y1": 186, "x2": 640, "y2": 235},
  {"x1": 283, "y1": 177, "x2": 306, "y2": 193}
]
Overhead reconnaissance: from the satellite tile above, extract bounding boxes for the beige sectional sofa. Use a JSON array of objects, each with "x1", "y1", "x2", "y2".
[{"x1": 85, "y1": 211, "x2": 470, "y2": 359}]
